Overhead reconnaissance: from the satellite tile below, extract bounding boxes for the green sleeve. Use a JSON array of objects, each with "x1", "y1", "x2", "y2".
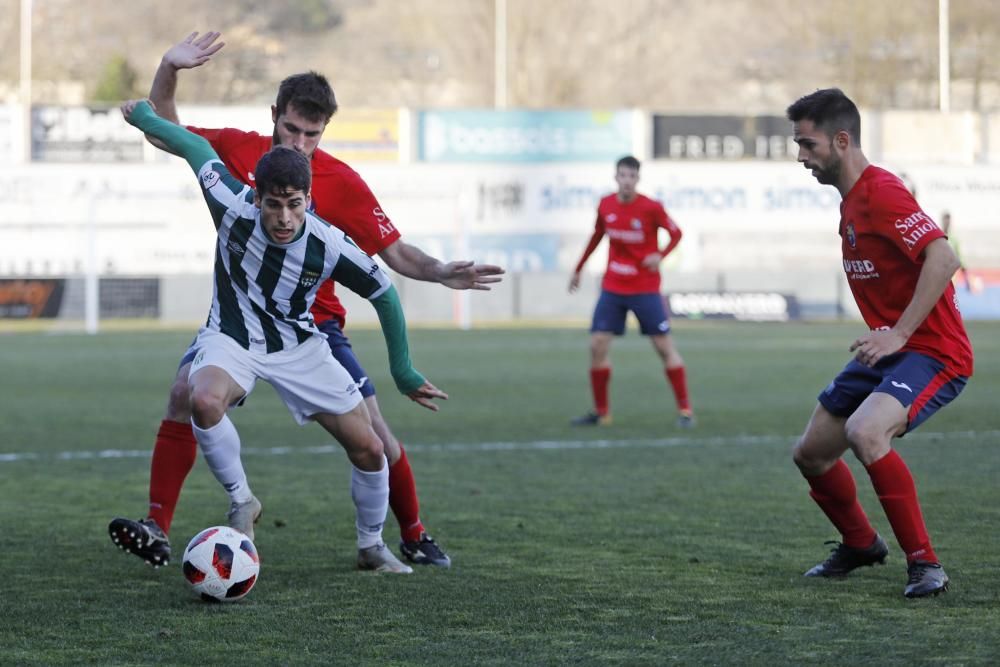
[
  {"x1": 128, "y1": 101, "x2": 218, "y2": 172},
  {"x1": 370, "y1": 285, "x2": 426, "y2": 395}
]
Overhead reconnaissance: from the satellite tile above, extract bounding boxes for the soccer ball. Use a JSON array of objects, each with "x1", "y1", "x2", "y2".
[{"x1": 181, "y1": 526, "x2": 260, "y2": 602}]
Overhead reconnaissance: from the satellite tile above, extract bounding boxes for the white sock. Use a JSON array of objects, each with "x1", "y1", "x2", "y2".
[
  {"x1": 192, "y1": 415, "x2": 253, "y2": 504},
  {"x1": 351, "y1": 459, "x2": 388, "y2": 549}
]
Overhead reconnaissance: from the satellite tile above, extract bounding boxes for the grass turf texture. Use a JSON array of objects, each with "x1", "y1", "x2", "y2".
[{"x1": 1, "y1": 321, "x2": 998, "y2": 665}]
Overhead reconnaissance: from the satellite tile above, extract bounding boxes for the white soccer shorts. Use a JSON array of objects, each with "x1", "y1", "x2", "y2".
[{"x1": 188, "y1": 328, "x2": 363, "y2": 424}]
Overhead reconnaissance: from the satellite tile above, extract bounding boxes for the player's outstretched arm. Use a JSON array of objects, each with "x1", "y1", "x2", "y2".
[
  {"x1": 369, "y1": 285, "x2": 448, "y2": 411},
  {"x1": 378, "y1": 240, "x2": 504, "y2": 291},
  {"x1": 120, "y1": 99, "x2": 217, "y2": 173},
  {"x1": 150, "y1": 31, "x2": 225, "y2": 124}
]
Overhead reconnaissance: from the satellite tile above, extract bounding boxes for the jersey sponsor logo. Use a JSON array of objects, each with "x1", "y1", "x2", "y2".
[
  {"x1": 843, "y1": 258, "x2": 880, "y2": 280},
  {"x1": 845, "y1": 222, "x2": 857, "y2": 248},
  {"x1": 373, "y1": 207, "x2": 396, "y2": 238},
  {"x1": 299, "y1": 270, "x2": 321, "y2": 288},
  {"x1": 367, "y1": 262, "x2": 380, "y2": 278},
  {"x1": 894, "y1": 211, "x2": 938, "y2": 249},
  {"x1": 606, "y1": 228, "x2": 645, "y2": 243},
  {"x1": 251, "y1": 336, "x2": 266, "y2": 345},
  {"x1": 890, "y1": 380, "x2": 913, "y2": 393},
  {"x1": 608, "y1": 260, "x2": 638, "y2": 275},
  {"x1": 201, "y1": 169, "x2": 221, "y2": 189}
]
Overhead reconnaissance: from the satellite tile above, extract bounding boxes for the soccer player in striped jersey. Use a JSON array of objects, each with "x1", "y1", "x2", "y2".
[
  {"x1": 568, "y1": 156, "x2": 693, "y2": 428},
  {"x1": 787, "y1": 88, "x2": 973, "y2": 597},
  {"x1": 120, "y1": 98, "x2": 445, "y2": 573},
  {"x1": 110, "y1": 31, "x2": 502, "y2": 570}
]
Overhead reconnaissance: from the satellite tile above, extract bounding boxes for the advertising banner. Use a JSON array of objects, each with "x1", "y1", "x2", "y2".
[
  {"x1": 32, "y1": 106, "x2": 143, "y2": 162},
  {"x1": 0, "y1": 279, "x2": 65, "y2": 318},
  {"x1": 652, "y1": 115, "x2": 796, "y2": 160},
  {"x1": 666, "y1": 291, "x2": 801, "y2": 321},
  {"x1": 418, "y1": 110, "x2": 632, "y2": 163},
  {"x1": 321, "y1": 109, "x2": 399, "y2": 162}
]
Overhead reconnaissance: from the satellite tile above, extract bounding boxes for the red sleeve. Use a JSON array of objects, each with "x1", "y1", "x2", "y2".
[
  {"x1": 313, "y1": 163, "x2": 401, "y2": 257},
  {"x1": 574, "y1": 214, "x2": 606, "y2": 273},
  {"x1": 655, "y1": 202, "x2": 683, "y2": 258},
  {"x1": 870, "y1": 180, "x2": 944, "y2": 259},
  {"x1": 186, "y1": 126, "x2": 243, "y2": 155}
]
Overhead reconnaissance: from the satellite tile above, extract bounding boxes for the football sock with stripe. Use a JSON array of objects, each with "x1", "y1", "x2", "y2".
[
  {"x1": 590, "y1": 367, "x2": 611, "y2": 416},
  {"x1": 388, "y1": 445, "x2": 425, "y2": 543},
  {"x1": 805, "y1": 458, "x2": 878, "y2": 549},
  {"x1": 147, "y1": 419, "x2": 198, "y2": 535},
  {"x1": 192, "y1": 415, "x2": 253, "y2": 505},
  {"x1": 665, "y1": 365, "x2": 691, "y2": 412},
  {"x1": 865, "y1": 449, "x2": 938, "y2": 564},
  {"x1": 352, "y1": 461, "x2": 390, "y2": 549}
]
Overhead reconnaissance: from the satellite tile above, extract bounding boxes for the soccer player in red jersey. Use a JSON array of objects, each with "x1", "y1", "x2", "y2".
[
  {"x1": 787, "y1": 88, "x2": 973, "y2": 598},
  {"x1": 109, "y1": 31, "x2": 503, "y2": 571},
  {"x1": 568, "y1": 155, "x2": 693, "y2": 428}
]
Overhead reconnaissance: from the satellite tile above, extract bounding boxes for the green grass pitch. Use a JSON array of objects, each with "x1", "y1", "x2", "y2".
[{"x1": 1, "y1": 321, "x2": 998, "y2": 665}]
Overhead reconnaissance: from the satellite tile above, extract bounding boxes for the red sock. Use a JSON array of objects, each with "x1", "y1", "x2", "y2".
[
  {"x1": 665, "y1": 366, "x2": 691, "y2": 412},
  {"x1": 865, "y1": 450, "x2": 938, "y2": 564},
  {"x1": 147, "y1": 420, "x2": 198, "y2": 535},
  {"x1": 388, "y1": 445, "x2": 424, "y2": 543},
  {"x1": 805, "y1": 459, "x2": 877, "y2": 548},
  {"x1": 590, "y1": 367, "x2": 611, "y2": 416}
]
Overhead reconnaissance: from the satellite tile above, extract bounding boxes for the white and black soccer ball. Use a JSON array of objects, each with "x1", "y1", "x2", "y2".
[{"x1": 181, "y1": 526, "x2": 260, "y2": 602}]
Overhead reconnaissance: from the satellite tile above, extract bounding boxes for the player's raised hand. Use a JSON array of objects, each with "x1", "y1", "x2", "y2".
[
  {"x1": 163, "y1": 31, "x2": 225, "y2": 70},
  {"x1": 436, "y1": 260, "x2": 505, "y2": 291},
  {"x1": 407, "y1": 380, "x2": 449, "y2": 412},
  {"x1": 568, "y1": 272, "x2": 581, "y2": 293},
  {"x1": 120, "y1": 99, "x2": 155, "y2": 125}
]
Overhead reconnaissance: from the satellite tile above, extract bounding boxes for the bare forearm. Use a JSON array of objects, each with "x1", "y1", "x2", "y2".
[
  {"x1": 379, "y1": 241, "x2": 444, "y2": 282},
  {"x1": 149, "y1": 60, "x2": 181, "y2": 124},
  {"x1": 894, "y1": 240, "x2": 960, "y2": 339}
]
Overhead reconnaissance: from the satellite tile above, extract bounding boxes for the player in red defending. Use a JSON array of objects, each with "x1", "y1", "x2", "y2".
[
  {"x1": 787, "y1": 88, "x2": 973, "y2": 598},
  {"x1": 568, "y1": 155, "x2": 693, "y2": 428},
  {"x1": 109, "y1": 31, "x2": 503, "y2": 571}
]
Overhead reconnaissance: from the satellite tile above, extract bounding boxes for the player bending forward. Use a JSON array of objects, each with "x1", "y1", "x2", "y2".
[
  {"x1": 121, "y1": 98, "x2": 445, "y2": 573},
  {"x1": 788, "y1": 88, "x2": 973, "y2": 598}
]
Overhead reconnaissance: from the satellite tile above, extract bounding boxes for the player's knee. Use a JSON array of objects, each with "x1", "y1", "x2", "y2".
[
  {"x1": 791, "y1": 436, "x2": 815, "y2": 470},
  {"x1": 791, "y1": 435, "x2": 829, "y2": 474},
  {"x1": 165, "y1": 377, "x2": 193, "y2": 421},
  {"x1": 353, "y1": 434, "x2": 385, "y2": 471},
  {"x1": 188, "y1": 387, "x2": 226, "y2": 428},
  {"x1": 843, "y1": 417, "x2": 887, "y2": 463}
]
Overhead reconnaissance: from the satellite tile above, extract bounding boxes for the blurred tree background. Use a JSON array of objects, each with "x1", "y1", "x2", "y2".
[{"x1": 1, "y1": 0, "x2": 998, "y2": 110}]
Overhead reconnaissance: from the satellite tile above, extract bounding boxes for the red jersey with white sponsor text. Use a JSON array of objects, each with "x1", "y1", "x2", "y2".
[
  {"x1": 188, "y1": 126, "x2": 401, "y2": 328},
  {"x1": 840, "y1": 166, "x2": 973, "y2": 375},
  {"x1": 575, "y1": 193, "x2": 682, "y2": 295}
]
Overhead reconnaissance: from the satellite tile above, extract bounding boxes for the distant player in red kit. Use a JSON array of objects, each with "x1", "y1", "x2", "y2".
[
  {"x1": 568, "y1": 155, "x2": 693, "y2": 428},
  {"x1": 787, "y1": 88, "x2": 973, "y2": 598}
]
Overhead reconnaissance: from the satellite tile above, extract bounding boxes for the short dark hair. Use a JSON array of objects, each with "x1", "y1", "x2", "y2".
[
  {"x1": 786, "y1": 88, "x2": 861, "y2": 145},
  {"x1": 616, "y1": 155, "x2": 641, "y2": 171},
  {"x1": 275, "y1": 71, "x2": 338, "y2": 123},
  {"x1": 254, "y1": 146, "x2": 312, "y2": 197}
]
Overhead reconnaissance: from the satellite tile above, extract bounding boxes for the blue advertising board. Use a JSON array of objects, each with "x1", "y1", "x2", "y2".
[{"x1": 418, "y1": 110, "x2": 632, "y2": 163}]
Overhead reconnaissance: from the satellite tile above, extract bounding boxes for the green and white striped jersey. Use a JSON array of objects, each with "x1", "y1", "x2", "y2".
[{"x1": 196, "y1": 159, "x2": 391, "y2": 353}]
